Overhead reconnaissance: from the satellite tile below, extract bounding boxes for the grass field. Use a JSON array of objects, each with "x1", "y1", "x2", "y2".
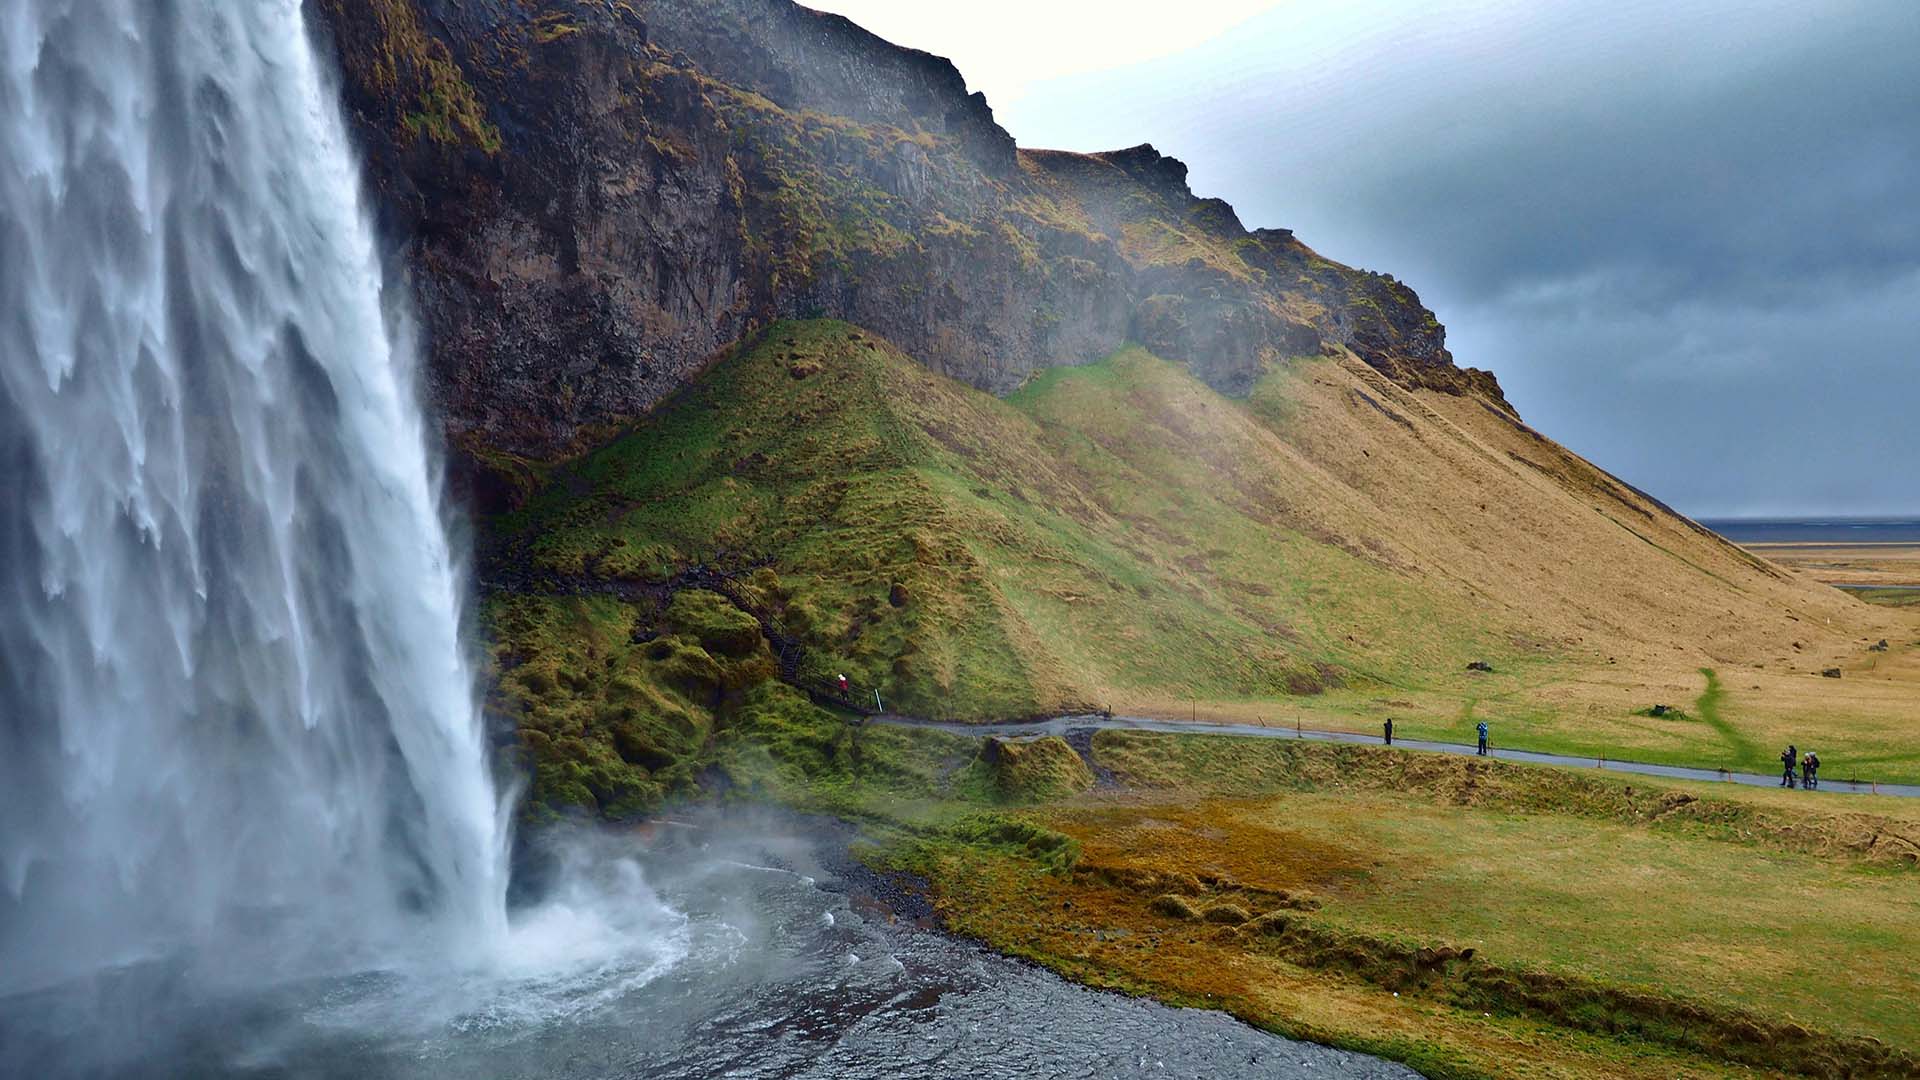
[
  {"x1": 1744, "y1": 542, "x2": 1920, "y2": 591},
  {"x1": 1855, "y1": 588, "x2": 1920, "y2": 608},
  {"x1": 895, "y1": 729, "x2": 1920, "y2": 1079},
  {"x1": 698, "y1": 696, "x2": 1920, "y2": 1079},
  {"x1": 1261, "y1": 794, "x2": 1920, "y2": 1041}
]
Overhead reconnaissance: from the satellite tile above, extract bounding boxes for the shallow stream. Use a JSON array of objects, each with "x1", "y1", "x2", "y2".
[{"x1": 1, "y1": 816, "x2": 1416, "y2": 1080}]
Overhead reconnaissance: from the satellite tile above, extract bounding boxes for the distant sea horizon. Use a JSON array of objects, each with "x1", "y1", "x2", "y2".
[{"x1": 1699, "y1": 518, "x2": 1920, "y2": 544}]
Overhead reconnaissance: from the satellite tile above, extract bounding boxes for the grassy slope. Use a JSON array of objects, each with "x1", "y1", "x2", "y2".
[
  {"x1": 1233, "y1": 361, "x2": 1918, "y2": 779},
  {"x1": 490, "y1": 318, "x2": 1918, "y2": 802},
  {"x1": 495, "y1": 319, "x2": 1517, "y2": 725}
]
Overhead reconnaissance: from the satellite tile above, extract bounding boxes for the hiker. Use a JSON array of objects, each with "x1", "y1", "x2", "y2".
[
  {"x1": 1476, "y1": 720, "x2": 1489, "y2": 756},
  {"x1": 1803, "y1": 750, "x2": 1819, "y2": 790},
  {"x1": 837, "y1": 672, "x2": 850, "y2": 695},
  {"x1": 1780, "y1": 744, "x2": 1797, "y2": 788},
  {"x1": 1383, "y1": 717, "x2": 1394, "y2": 746}
]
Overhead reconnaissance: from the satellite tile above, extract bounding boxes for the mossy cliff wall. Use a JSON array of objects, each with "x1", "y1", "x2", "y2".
[{"x1": 311, "y1": 0, "x2": 1502, "y2": 489}]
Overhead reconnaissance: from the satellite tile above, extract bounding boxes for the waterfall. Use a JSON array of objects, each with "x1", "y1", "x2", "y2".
[{"x1": 0, "y1": 0, "x2": 508, "y2": 993}]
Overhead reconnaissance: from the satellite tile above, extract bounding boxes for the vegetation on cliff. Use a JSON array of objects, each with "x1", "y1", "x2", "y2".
[{"x1": 315, "y1": 0, "x2": 1489, "y2": 460}]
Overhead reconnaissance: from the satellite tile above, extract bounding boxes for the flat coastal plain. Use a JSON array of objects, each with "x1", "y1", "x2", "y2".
[{"x1": 1711, "y1": 519, "x2": 1920, "y2": 606}]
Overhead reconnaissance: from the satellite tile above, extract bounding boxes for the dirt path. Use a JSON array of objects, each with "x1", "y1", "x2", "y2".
[{"x1": 873, "y1": 713, "x2": 1920, "y2": 798}]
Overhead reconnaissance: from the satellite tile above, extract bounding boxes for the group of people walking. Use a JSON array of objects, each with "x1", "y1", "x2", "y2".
[
  {"x1": 1781, "y1": 743, "x2": 1820, "y2": 789},
  {"x1": 1379, "y1": 718, "x2": 1492, "y2": 755},
  {"x1": 1374, "y1": 724, "x2": 1823, "y2": 790},
  {"x1": 1369, "y1": 721, "x2": 1835, "y2": 793}
]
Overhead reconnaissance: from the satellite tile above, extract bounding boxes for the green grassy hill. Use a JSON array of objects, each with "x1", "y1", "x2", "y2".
[
  {"x1": 482, "y1": 319, "x2": 1911, "y2": 818},
  {"x1": 498, "y1": 319, "x2": 1500, "y2": 711}
]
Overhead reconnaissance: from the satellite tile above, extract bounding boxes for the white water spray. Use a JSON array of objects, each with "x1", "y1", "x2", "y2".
[{"x1": 0, "y1": 0, "x2": 508, "y2": 991}]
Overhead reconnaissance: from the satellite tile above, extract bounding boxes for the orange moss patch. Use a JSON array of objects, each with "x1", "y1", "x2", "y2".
[
  {"x1": 920, "y1": 842, "x2": 1762, "y2": 1079},
  {"x1": 1047, "y1": 798, "x2": 1365, "y2": 902},
  {"x1": 906, "y1": 790, "x2": 1920, "y2": 1079}
]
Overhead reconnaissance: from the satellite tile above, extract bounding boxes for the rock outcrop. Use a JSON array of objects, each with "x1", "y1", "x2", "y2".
[{"x1": 312, "y1": 0, "x2": 1504, "y2": 476}]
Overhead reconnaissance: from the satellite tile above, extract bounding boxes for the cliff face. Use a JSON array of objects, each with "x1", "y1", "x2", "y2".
[{"x1": 312, "y1": 0, "x2": 1502, "y2": 474}]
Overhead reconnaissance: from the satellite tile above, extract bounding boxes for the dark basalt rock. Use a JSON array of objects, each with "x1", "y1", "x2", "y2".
[{"x1": 311, "y1": 0, "x2": 1509, "y2": 482}]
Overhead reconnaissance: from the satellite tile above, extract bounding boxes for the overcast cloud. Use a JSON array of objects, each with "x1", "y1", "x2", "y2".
[{"x1": 814, "y1": 0, "x2": 1920, "y2": 517}]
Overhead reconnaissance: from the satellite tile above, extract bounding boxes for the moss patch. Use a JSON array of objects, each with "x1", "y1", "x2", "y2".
[
  {"x1": 338, "y1": 0, "x2": 501, "y2": 152},
  {"x1": 976, "y1": 735, "x2": 1096, "y2": 802}
]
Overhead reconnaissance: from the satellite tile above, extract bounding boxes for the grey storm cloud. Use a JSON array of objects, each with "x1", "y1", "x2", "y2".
[{"x1": 1000, "y1": 0, "x2": 1920, "y2": 516}]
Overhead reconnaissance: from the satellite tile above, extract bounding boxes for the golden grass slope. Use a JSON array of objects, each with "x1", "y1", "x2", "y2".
[{"x1": 496, "y1": 319, "x2": 1917, "y2": 782}]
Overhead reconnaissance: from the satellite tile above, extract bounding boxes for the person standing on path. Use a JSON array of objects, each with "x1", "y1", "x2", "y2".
[
  {"x1": 1781, "y1": 744, "x2": 1798, "y2": 788},
  {"x1": 1476, "y1": 720, "x2": 1489, "y2": 756},
  {"x1": 1801, "y1": 750, "x2": 1817, "y2": 790},
  {"x1": 1807, "y1": 749, "x2": 1820, "y2": 789},
  {"x1": 1383, "y1": 718, "x2": 1394, "y2": 745}
]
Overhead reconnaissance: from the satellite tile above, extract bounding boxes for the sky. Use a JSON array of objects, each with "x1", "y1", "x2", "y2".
[{"x1": 808, "y1": 0, "x2": 1920, "y2": 518}]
